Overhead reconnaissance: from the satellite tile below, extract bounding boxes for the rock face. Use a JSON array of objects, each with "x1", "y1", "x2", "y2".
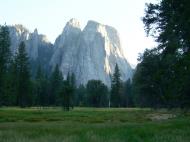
[
  {"x1": 50, "y1": 19, "x2": 81, "y2": 79},
  {"x1": 50, "y1": 19, "x2": 133, "y2": 86},
  {"x1": 7, "y1": 19, "x2": 133, "y2": 86},
  {"x1": 8, "y1": 25, "x2": 53, "y2": 74},
  {"x1": 9, "y1": 25, "x2": 30, "y2": 55}
]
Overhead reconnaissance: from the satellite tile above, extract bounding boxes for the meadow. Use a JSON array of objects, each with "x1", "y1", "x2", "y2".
[{"x1": 0, "y1": 107, "x2": 190, "y2": 142}]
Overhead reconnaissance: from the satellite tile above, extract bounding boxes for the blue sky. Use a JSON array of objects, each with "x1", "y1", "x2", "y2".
[{"x1": 0, "y1": 0, "x2": 157, "y2": 65}]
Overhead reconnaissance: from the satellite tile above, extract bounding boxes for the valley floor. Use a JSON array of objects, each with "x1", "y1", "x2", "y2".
[{"x1": 0, "y1": 107, "x2": 190, "y2": 142}]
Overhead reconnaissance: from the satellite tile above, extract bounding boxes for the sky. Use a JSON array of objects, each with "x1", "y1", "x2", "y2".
[{"x1": 0, "y1": 0, "x2": 157, "y2": 66}]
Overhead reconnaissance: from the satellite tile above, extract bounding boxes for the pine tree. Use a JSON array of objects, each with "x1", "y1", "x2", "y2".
[
  {"x1": 4, "y1": 60, "x2": 17, "y2": 106},
  {"x1": 15, "y1": 41, "x2": 31, "y2": 107},
  {"x1": 75, "y1": 84, "x2": 86, "y2": 106},
  {"x1": 0, "y1": 25, "x2": 11, "y2": 106},
  {"x1": 110, "y1": 64, "x2": 122, "y2": 107},
  {"x1": 60, "y1": 72, "x2": 76, "y2": 111},
  {"x1": 49, "y1": 65, "x2": 63, "y2": 106},
  {"x1": 139, "y1": 0, "x2": 190, "y2": 109},
  {"x1": 86, "y1": 80, "x2": 109, "y2": 107},
  {"x1": 122, "y1": 79, "x2": 133, "y2": 107},
  {"x1": 70, "y1": 73, "x2": 76, "y2": 108},
  {"x1": 35, "y1": 65, "x2": 46, "y2": 106}
]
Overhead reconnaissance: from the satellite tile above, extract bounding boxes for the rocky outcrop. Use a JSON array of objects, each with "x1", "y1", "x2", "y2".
[
  {"x1": 50, "y1": 19, "x2": 81, "y2": 79},
  {"x1": 9, "y1": 25, "x2": 29, "y2": 55},
  {"x1": 8, "y1": 25, "x2": 53, "y2": 73},
  {"x1": 50, "y1": 19, "x2": 133, "y2": 86},
  {"x1": 7, "y1": 19, "x2": 133, "y2": 86}
]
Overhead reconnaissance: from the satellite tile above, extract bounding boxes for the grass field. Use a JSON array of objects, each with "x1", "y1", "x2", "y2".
[{"x1": 0, "y1": 107, "x2": 190, "y2": 142}]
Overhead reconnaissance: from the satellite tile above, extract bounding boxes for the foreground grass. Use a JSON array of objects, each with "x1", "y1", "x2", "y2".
[{"x1": 0, "y1": 107, "x2": 190, "y2": 142}]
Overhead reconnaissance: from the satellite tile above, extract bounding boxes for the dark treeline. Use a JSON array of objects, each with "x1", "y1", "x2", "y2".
[
  {"x1": 0, "y1": 25, "x2": 133, "y2": 109},
  {"x1": 133, "y1": 0, "x2": 190, "y2": 109},
  {"x1": 0, "y1": 0, "x2": 190, "y2": 110}
]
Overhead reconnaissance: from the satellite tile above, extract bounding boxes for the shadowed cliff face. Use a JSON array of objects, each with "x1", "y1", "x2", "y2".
[
  {"x1": 7, "y1": 19, "x2": 133, "y2": 86},
  {"x1": 8, "y1": 25, "x2": 53, "y2": 74}
]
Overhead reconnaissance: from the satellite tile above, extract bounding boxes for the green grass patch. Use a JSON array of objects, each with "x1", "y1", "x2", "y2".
[{"x1": 0, "y1": 107, "x2": 189, "y2": 142}]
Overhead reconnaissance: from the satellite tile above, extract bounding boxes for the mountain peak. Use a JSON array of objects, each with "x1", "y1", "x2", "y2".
[
  {"x1": 33, "y1": 28, "x2": 38, "y2": 34},
  {"x1": 87, "y1": 20, "x2": 101, "y2": 26},
  {"x1": 51, "y1": 20, "x2": 133, "y2": 86},
  {"x1": 8, "y1": 20, "x2": 133, "y2": 86},
  {"x1": 85, "y1": 20, "x2": 102, "y2": 30},
  {"x1": 13, "y1": 24, "x2": 29, "y2": 34},
  {"x1": 60, "y1": 18, "x2": 81, "y2": 35},
  {"x1": 66, "y1": 18, "x2": 81, "y2": 29}
]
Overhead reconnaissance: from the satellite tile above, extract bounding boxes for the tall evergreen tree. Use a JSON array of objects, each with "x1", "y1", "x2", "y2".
[
  {"x1": 75, "y1": 84, "x2": 86, "y2": 106},
  {"x1": 0, "y1": 25, "x2": 11, "y2": 106},
  {"x1": 121, "y1": 79, "x2": 133, "y2": 107},
  {"x1": 60, "y1": 72, "x2": 76, "y2": 110},
  {"x1": 15, "y1": 41, "x2": 31, "y2": 107},
  {"x1": 86, "y1": 80, "x2": 108, "y2": 107},
  {"x1": 4, "y1": 60, "x2": 17, "y2": 106},
  {"x1": 133, "y1": 0, "x2": 190, "y2": 109},
  {"x1": 132, "y1": 49, "x2": 165, "y2": 108},
  {"x1": 49, "y1": 65, "x2": 63, "y2": 106},
  {"x1": 35, "y1": 65, "x2": 43, "y2": 105},
  {"x1": 110, "y1": 64, "x2": 122, "y2": 107},
  {"x1": 70, "y1": 73, "x2": 76, "y2": 108},
  {"x1": 34, "y1": 65, "x2": 49, "y2": 106}
]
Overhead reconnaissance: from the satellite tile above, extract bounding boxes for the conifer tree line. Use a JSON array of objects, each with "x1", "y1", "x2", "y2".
[
  {"x1": 132, "y1": 0, "x2": 190, "y2": 109},
  {"x1": 1, "y1": 0, "x2": 190, "y2": 110},
  {"x1": 0, "y1": 25, "x2": 133, "y2": 109}
]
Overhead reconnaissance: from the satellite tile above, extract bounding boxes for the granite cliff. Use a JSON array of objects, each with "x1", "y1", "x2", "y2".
[{"x1": 8, "y1": 19, "x2": 133, "y2": 86}]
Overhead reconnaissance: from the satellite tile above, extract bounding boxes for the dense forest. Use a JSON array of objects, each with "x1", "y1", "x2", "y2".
[
  {"x1": 0, "y1": 0, "x2": 190, "y2": 110},
  {"x1": 133, "y1": 0, "x2": 190, "y2": 109}
]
